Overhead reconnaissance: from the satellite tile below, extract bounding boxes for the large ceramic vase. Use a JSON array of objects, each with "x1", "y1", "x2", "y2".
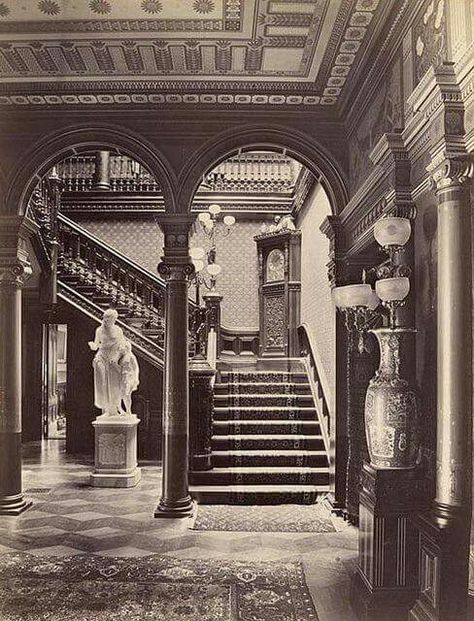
[{"x1": 364, "y1": 327, "x2": 419, "y2": 469}]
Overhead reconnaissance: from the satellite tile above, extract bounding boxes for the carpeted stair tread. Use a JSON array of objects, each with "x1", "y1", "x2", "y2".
[
  {"x1": 212, "y1": 449, "x2": 327, "y2": 456},
  {"x1": 206, "y1": 466, "x2": 329, "y2": 473},
  {"x1": 212, "y1": 433, "x2": 323, "y2": 440},
  {"x1": 190, "y1": 484, "x2": 328, "y2": 492},
  {"x1": 214, "y1": 402, "x2": 316, "y2": 412}
]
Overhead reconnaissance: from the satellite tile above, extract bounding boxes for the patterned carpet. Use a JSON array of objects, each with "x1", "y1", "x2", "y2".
[
  {"x1": 193, "y1": 503, "x2": 336, "y2": 533},
  {"x1": 0, "y1": 553, "x2": 319, "y2": 621}
]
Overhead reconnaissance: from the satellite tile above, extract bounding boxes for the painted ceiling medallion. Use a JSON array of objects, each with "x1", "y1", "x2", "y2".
[
  {"x1": 38, "y1": 0, "x2": 61, "y2": 15},
  {"x1": 193, "y1": 0, "x2": 215, "y2": 15},
  {"x1": 141, "y1": 0, "x2": 163, "y2": 14},
  {"x1": 0, "y1": 2, "x2": 10, "y2": 17},
  {"x1": 89, "y1": 0, "x2": 111, "y2": 15}
]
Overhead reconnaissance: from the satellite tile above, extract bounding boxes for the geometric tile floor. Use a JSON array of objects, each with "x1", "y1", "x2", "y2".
[{"x1": 0, "y1": 441, "x2": 360, "y2": 621}]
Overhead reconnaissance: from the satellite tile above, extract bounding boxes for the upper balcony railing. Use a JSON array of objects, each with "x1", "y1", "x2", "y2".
[{"x1": 55, "y1": 154, "x2": 161, "y2": 193}]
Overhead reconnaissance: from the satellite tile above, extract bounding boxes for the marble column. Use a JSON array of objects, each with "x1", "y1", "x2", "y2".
[
  {"x1": 155, "y1": 215, "x2": 195, "y2": 518},
  {"x1": 92, "y1": 150, "x2": 111, "y2": 191},
  {"x1": 410, "y1": 156, "x2": 473, "y2": 621},
  {"x1": 0, "y1": 217, "x2": 32, "y2": 515}
]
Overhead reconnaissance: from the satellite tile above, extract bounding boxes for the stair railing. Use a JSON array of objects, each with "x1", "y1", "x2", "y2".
[
  {"x1": 57, "y1": 214, "x2": 167, "y2": 339},
  {"x1": 298, "y1": 323, "x2": 332, "y2": 453}
]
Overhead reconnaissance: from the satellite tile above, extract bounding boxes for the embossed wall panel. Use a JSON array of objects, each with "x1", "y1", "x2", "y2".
[{"x1": 80, "y1": 217, "x2": 263, "y2": 329}]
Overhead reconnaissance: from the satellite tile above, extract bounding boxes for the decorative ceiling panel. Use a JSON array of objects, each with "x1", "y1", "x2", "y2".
[{"x1": 0, "y1": 0, "x2": 386, "y2": 106}]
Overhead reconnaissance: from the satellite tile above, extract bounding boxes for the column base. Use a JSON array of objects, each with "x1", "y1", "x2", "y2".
[
  {"x1": 0, "y1": 493, "x2": 33, "y2": 516},
  {"x1": 408, "y1": 508, "x2": 471, "y2": 621},
  {"x1": 154, "y1": 495, "x2": 195, "y2": 518},
  {"x1": 351, "y1": 570, "x2": 419, "y2": 621}
]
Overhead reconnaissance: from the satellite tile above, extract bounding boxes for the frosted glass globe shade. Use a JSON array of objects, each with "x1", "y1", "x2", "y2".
[
  {"x1": 198, "y1": 212, "x2": 211, "y2": 223},
  {"x1": 367, "y1": 288, "x2": 380, "y2": 311},
  {"x1": 375, "y1": 277, "x2": 410, "y2": 302},
  {"x1": 189, "y1": 246, "x2": 205, "y2": 260},
  {"x1": 207, "y1": 263, "x2": 222, "y2": 276},
  {"x1": 223, "y1": 215, "x2": 236, "y2": 226},
  {"x1": 332, "y1": 284, "x2": 371, "y2": 308},
  {"x1": 209, "y1": 204, "x2": 221, "y2": 215},
  {"x1": 374, "y1": 217, "x2": 411, "y2": 248},
  {"x1": 192, "y1": 258, "x2": 205, "y2": 272}
]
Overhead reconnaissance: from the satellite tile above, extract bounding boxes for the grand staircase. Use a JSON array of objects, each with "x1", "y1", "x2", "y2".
[
  {"x1": 190, "y1": 364, "x2": 330, "y2": 504},
  {"x1": 29, "y1": 180, "x2": 331, "y2": 505}
]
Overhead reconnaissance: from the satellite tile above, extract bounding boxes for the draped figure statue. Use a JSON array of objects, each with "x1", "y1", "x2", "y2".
[{"x1": 88, "y1": 309, "x2": 139, "y2": 416}]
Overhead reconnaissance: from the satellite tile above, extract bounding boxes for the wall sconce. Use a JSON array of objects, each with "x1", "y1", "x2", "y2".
[{"x1": 332, "y1": 217, "x2": 412, "y2": 350}]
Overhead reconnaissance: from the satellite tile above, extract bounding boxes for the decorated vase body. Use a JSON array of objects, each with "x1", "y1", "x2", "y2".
[{"x1": 364, "y1": 328, "x2": 418, "y2": 469}]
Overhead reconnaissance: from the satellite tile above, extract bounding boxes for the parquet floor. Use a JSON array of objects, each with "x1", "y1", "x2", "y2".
[{"x1": 0, "y1": 440, "x2": 358, "y2": 621}]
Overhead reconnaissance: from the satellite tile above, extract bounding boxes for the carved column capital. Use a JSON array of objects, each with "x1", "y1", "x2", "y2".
[
  {"x1": 0, "y1": 253, "x2": 32, "y2": 287},
  {"x1": 158, "y1": 262, "x2": 195, "y2": 282},
  {"x1": 428, "y1": 154, "x2": 474, "y2": 191}
]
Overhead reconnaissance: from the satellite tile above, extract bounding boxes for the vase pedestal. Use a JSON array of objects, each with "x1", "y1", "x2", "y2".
[
  {"x1": 90, "y1": 414, "x2": 141, "y2": 488},
  {"x1": 350, "y1": 463, "x2": 428, "y2": 621}
]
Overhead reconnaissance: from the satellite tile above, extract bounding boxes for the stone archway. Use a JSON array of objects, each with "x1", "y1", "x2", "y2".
[
  {"x1": 0, "y1": 123, "x2": 179, "y2": 515},
  {"x1": 175, "y1": 124, "x2": 348, "y2": 215},
  {"x1": 3, "y1": 123, "x2": 178, "y2": 217}
]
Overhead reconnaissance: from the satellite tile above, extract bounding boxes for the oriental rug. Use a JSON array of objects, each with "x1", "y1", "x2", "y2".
[
  {"x1": 0, "y1": 552, "x2": 319, "y2": 621},
  {"x1": 192, "y1": 503, "x2": 336, "y2": 533}
]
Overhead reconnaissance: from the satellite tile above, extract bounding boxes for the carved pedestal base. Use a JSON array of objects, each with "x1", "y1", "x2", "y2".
[
  {"x1": 351, "y1": 464, "x2": 427, "y2": 621},
  {"x1": 189, "y1": 356, "x2": 215, "y2": 474},
  {"x1": 409, "y1": 508, "x2": 471, "y2": 621},
  {"x1": 90, "y1": 414, "x2": 141, "y2": 488}
]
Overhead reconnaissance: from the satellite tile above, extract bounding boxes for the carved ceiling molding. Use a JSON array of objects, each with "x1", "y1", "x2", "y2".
[{"x1": 0, "y1": 0, "x2": 384, "y2": 107}]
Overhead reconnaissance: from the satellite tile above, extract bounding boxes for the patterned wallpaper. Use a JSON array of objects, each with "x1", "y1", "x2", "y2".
[
  {"x1": 297, "y1": 184, "x2": 335, "y2": 403},
  {"x1": 80, "y1": 216, "x2": 263, "y2": 329}
]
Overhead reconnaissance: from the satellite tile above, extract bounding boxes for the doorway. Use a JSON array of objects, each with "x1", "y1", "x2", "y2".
[{"x1": 42, "y1": 324, "x2": 68, "y2": 440}]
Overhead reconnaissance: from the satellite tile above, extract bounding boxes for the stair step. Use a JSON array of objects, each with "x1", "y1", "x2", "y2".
[
  {"x1": 213, "y1": 420, "x2": 320, "y2": 435},
  {"x1": 220, "y1": 371, "x2": 308, "y2": 384},
  {"x1": 212, "y1": 434, "x2": 325, "y2": 451},
  {"x1": 212, "y1": 450, "x2": 328, "y2": 468},
  {"x1": 190, "y1": 467, "x2": 329, "y2": 486},
  {"x1": 189, "y1": 484, "x2": 329, "y2": 505},
  {"x1": 214, "y1": 394, "x2": 314, "y2": 407},
  {"x1": 214, "y1": 382, "x2": 311, "y2": 395},
  {"x1": 213, "y1": 407, "x2": 317, "y2": 421}
]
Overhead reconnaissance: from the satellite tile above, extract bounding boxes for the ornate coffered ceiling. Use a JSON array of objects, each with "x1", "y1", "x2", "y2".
[{"x1": 0, "y1": 0, "x2": 390, "y2": 107}]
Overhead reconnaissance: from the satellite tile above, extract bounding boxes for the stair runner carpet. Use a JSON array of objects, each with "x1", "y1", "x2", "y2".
[{"x1": 190, "y1": 369, "x2": 330, "y2": 505}]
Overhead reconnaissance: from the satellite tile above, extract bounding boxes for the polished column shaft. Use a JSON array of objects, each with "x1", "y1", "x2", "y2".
[
  {"x1": 0, "y1": 220, "x2": 32, "y2": 515},
  {"x1": 435, "y1": 181, "x2": 472, "y2": 513},
  {"x1": 155, "y1": 216, "x2": 195, "y2": 517}
]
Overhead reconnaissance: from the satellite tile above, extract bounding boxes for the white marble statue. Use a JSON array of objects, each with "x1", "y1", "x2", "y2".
[
  {"x1": 88, "y1": 309, "x2": 139, "y2": 416},
  {"x1": 119, "y1": 340, "x2": 140, "y2": 416}
]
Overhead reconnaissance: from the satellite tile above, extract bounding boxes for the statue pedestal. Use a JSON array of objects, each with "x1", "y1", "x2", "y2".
[{"x1": 90, "y1": 414, "x2": 141, "y2": 488}]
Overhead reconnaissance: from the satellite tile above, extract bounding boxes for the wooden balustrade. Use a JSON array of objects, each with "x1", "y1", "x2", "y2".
[{"x1": 54, "y1": 154, "x2": 160, "y2": 193}]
